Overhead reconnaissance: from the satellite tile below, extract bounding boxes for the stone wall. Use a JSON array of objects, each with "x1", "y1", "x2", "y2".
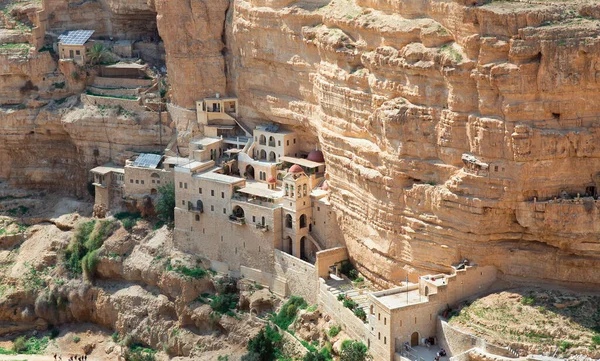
[
  {"x1": 273, "y1": 249, "x2": 318, "y2": 304},
  {"x1": 437, "y1": 318, "x2": 515, "y2": 359},
  {"x1": 81, "y1": 94, "x2": 143, "y2": 113},
  {"x1": 315, "y1": 246, "x2": 348, "y2": 279},
  {"x1": 318, "y1": 279, "x2": 368, "y2": 342},
  {"x1": 92, "y1": 77, "x2": 153, "y2": 89}
]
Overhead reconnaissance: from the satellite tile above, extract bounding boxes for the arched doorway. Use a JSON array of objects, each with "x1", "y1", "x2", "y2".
[
  {"x1": 260, "y1": 149, "x2": 267, "y2": 160},
  {"x1": 269, "y1": 151, "x2": 276, "y2": 162},
  {"x1": 299, "y1": 214, "x2": 307, "y2": 228},
  {"x1": 232, "y1": 205, "x2": 245, "y2": 219},
  {"x1": 283, "y1": 236, "x2": 293, "y2": 255},
  {"x1": 411, "y1": 332, "x2": 419, "y2": 347},
  {"x1": 300, "y1": 236, "x2": 307, "y2": 261},
  {"x1": 245, "y1": 165, "x2": 255, "y2": 180},
  {"x1": 285, "y1": 214, "x2": 293, "y2": 228},
  {"x1": 150, "y1": 188, "x2": 157, "y2": 195},
  {"x1": 259, "y1": 134, "x2": 266, "y2": 145},
  {"x1": 268, "y1": 136, "x2": 276, "y2": 147}
]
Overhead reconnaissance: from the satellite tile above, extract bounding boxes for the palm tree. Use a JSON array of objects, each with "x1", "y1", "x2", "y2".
[{"x1": 87, "y1": 43, "x2": 111, "y2": 65}]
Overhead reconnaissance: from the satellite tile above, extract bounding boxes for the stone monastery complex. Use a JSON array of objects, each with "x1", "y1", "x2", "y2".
[{"x1": 90, "y1": 95, "x2": 501, "y2": 361}]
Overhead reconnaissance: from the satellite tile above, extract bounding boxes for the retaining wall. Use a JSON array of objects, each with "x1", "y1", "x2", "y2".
[
  {"x1": 92, "y1": 76, "x2": 153, "y2": 89},
  {"x1": 318, "y1": 278, "x2": 368, "y2": 341},
  {"x1": 82, "y1": 94, "x2": 144, "y2": 113},
  {"x1": 274, "y1": 249, "x2": 318, "y2": 304},
  {"x1": 437, "y1": 318, "x2": 515, "y2": 359}
]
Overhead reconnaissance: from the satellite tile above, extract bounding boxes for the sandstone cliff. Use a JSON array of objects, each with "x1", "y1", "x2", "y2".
[{"x1": 161, "y1": 0, "x2": 600, "y2": 286}]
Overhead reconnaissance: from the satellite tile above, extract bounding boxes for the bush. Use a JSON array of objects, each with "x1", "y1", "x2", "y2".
[
  {"x1": 337, "y1": 294, "x2": 345, "y2": 302},
  {"x1": 559, "y1": 340, "x2": 573, "y2": 352},
  {"x1": 12, "y1": 336, "x2": 27, "y2": 353},
  {"x1": 304, "y1": 348, "x2": 333, "y2": 361},
  {"x1": 155, "y1": 183, "x2": 175, "y2": 225},
  {"x1": 122, "y1": 218, "x2": 137, "y2": 231},
  {"x1": 272, "y1": 296, "x2": 307, "y2": 330},
  {"x1": 354, "y1": 308, "x2": 366, "y2": 322},
  {"x1": 521, "y1": 295, "x2": 536, "y2": 306},
  {"x1": 328, "y1": 325, "x2": 341, "y2": 338},
  {"x1": 73, "y1": 336, "x2": 81, "y2": 343},
  {"x1": 243, "y1": 326, "x2": 281, "y2": 361},
  {"x1": 343, "y1": 298, "x2": 358, "y2": 310},
  {"x1": 593, "y1": 334, "x2": 600, "y2": 346},
  {"x1": 210, "y1": 293, "x2": 239, "y2": 316},
  {"x1": 340, "y1": 340, "x2": 371, "y2": 361},
  {"x1": 111, "y1": 332, "x2": 120, "y2": 343},
  {"x1": 172, "y1": 265, "x2": 207, "y2": 279}
]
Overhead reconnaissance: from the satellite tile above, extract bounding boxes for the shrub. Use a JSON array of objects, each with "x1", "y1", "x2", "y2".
[
  {"x1": 337, "y1": 294, "x2": 345, "y2": 301},
  {"x1": 272, "y1": 296, "x2": 307, "y2": 330},
  {"x1": 172, "y1": 265, "x2": 206, "y2": 279},
  {"x1": 122, "y1": 218, "x2": 137, "y2": 231},
  {"x1": 521, "y1": 295, "x2": 536, "y2": 306},
  {"x1": 340, "y1": 340, "x2": 371, "y2": 361},
  {"x1": 354, "y1": 308, "x2": 366, "y2": 322},
  {"x1": 210, "y1": 293, "x2": 239, "y2": 315},
  {"x1": 348, "y1": 269, "x2": 358, "y2": 280},
  {"x1": 12, "y1": 336, "x2": 27, "y2": 353},
  {"x1": 343, "y1": 298, "x2": 358, "y2": 310},
  {"x1": 592, "y1": 334, "x2": 600, "y2": 346},
  {"x1": 304, "y1": 348, "x2": 332, "y2": 361},
  {"x1": 243, "y1": 326, "x2": 281, "y2": 361},
  {"x1": 81, "y1": 249, "x2": 100, "y2": 279},
  {"x1": 111, "y1": 332, "x2": 120, "y2": 343},
  {"x1": 328, "y1": 325, "x2": 341, "y2": 338},
  {"x1": 155, "y1": 183, "x2": 175, "y2": 225},
  {"x1": 559, "y1": 340, "x2": 573, "y2": 352},
  {"x1": 72, "y1": 336, "x2": 81, "y2": 343}
]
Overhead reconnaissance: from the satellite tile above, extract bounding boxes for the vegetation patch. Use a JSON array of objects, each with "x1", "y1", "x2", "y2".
[
  {"x1": 12, "y1": 335, "x2": 50, "y2": 354},
  {"x1": 241, "y1": 325, "x2": 283, "y2": 361},
  {"x1": 114, "y1": 211, "x2": 141, "y2": 232},
  {"x1": 64, "y1": 220, "x2": 116, "y2": 278},
  {"x1": 271, "y1": 295, "x2": 307, "y2": 330}
]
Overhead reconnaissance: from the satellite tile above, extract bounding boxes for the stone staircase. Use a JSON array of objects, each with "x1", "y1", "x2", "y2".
[{"x1": 325, "y1": 275, "x2": 370, "y2": 312}]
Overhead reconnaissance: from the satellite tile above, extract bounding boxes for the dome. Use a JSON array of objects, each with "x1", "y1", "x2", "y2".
[
  {"x1": 321, "y1": 181, "x2": 329, "y2": 191},
  {"x1": 307, "y1": 149, "x2": 325, "y2": 163},
  {"x1": 267, "y1": 176, "x2": 276, "y2": 183},
  {"x1": 289, "y1": 164, "x2": 303, "y2": 174}
]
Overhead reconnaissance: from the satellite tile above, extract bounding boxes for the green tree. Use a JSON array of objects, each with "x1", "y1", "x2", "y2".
[
  {"x1": 340, "y1": 340, "x2": 371, "y2": 361},
  {"x1": 242, "y1": 326, "x2": 281, "y2": 361},
  {"x1": 155, "y1": 183, "x2": 175, "y2": 225},
  {"x1": 303, "y1": 349, "x2": 330, "y2": 361},
  {"x1": 87, "y1": 43, "x2": 111, "y2": 65}
]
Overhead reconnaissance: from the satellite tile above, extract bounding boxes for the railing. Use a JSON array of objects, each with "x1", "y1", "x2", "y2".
[
  {"x1": 188, "y1": 205, "x2": 203, "y2": 213},
  {"x1": 256, "y1": 223, "x2": 269, "y2": 232},
  {"x1": 229, "y1": 215, "x2": 246, "y2": 225}
]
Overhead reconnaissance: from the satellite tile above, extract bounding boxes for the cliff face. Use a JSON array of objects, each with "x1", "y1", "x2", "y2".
[{"x1": 160, "y1": 0, "x2": 600, "y2": 286}]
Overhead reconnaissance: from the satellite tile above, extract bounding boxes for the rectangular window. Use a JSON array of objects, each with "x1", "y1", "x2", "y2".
[
  {"x1": 152, "y1": 180, "x2": 155, "y2": 184},
  {"x1": 294, "y1": 138, "x2": 296, "y2": 144},
  {"x1": 211, "y1": 190, "x2": 215, "y2": 196},
  {"x1": 221, "y1": 192, "x2": 224, "y2": 199},
  {"x1": 317, "y1": 207, "x2": 320, "y2": 211},
  {"x1": 182, "y1": 200, "x2": 185, "y2": 205},
  {"x1": 278, "y1": 140, "x2": 281, "y2": 146},
  {"x1": 287, "y1": 140, "x2": 289, "y2": 146},
  {"x1": 253, "y1": 216, "x2": 256, "y2": 222},
  {"x1": 130, "y1": 179, "x2": 133, "y2": 183},
  {"x1": 141, "y1": 180, "x2": 144, "y2": 184},
  {"x1": 211, "y1": 205, "x2": 214, "y2": 211},
  {"x1": 179, "y1": 182, "x2": 182, "y2": 188},
  {"x1": 199, "y1": 188, "x2": 202, "y2": 194},
  {"x1": 223, "y1": 208, "x2": 226, "y2": 214},
  {"x1": 184, "y1": 183, "x2": 187, "y2": 189},
  {"x1": 76, "y1": 50, "x2": 80, "y2": 55},
  {"x1": 136, "y1": 180, "x2": 139, "y2": 184}
]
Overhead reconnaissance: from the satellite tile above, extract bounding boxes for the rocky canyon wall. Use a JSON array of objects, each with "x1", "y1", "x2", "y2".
[{"x1": 161, "y1": 0, "x2": 600, "y2": 286}]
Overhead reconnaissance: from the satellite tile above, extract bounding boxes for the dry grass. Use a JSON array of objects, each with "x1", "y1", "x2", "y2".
[{"x1": 449, "y1": 288, "x2": 600, "y2": 358}]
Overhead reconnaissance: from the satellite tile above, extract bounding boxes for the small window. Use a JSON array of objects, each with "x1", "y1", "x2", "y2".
[
  {"x1": 141, "y1": 180, "x2": 144, "y2": 184},
  {"x1": 199, "y1": 188, "x2": 202, "y2": 194},
  {"x1": 378, "y1": 313, "x2": 380, "y2": 321},
  {"x1": 76, "y1": 50, "x2": 80, "y2": 55},
  {"x1": 221, "y1": 192, "x2": 224, "y2": 199},
  {"x1": 211, "y1": 190, "x2": 215, "y2": 196},
  {"x1": 136, "y1": 180, "x2": 139, "y2": 184},
  {"x1": 223, "y1": 208, "x2": 226, "y2": 214},
  {"x1": 179, "y1": 182, "x2": 182, "y2": 188},
  {"x1": 181, "y1": 200, "x2": 185, "y2": 205},
  {"x1": 211, "y1": 205, "x2": 214, "y2": 211},
  {"x1": 253, "y1": 216, "x2": 256, "y2": 222},
  {"x1": 195, "y1": 215, "x2": 200, "y2": 221},
  {"x1": 278, "y1": 140, "x2": 281, "y2": 146},
  {"x1": 184, "y1": 183, "x2": 187, "y2": 189},
  {"x1": 287, "y1": 140, "x2": 289, "y2": 146},
  {"x1": 384, "y1": 318, "x2": 386, "y2": 325},
  {"x1": 318, "y1": 207, "x2": 320, "y2": 211},
  {"x1": 157, "y1": 180, "x2": 160, "y2": 184},
  {"x1": 384, "y1": 337, "x2": 386, "y2": 345},
  {"x1": 152, "y1": 180, "x2": 155, "y2": 184},
  {"x1": 130, "y1": 179, "x2": 133, "y2": 183},
  {"x1": 378, "y1": 332, "x2": 380, "y2": 340},
  {"x1": 293, "y1": 139, "x2": 296, "y2": 144}
]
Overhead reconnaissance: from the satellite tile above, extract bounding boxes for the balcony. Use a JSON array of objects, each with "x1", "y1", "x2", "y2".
[
  {"x1": 229, "y1": 215, "x2": 246, "y2": 225},
  {"x1": 256, "y1": 223, "x2": 269, "y2": 232},
  {"x1": 188, "y1": 205, "x2": 203, "y2": 213}
]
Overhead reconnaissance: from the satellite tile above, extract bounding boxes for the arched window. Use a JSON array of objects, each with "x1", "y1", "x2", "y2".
[
  {"x1": 269, "y1": 151, "x2": 276, "y2": 162},
  {"x1": 151, "y1": 173, "x2": 160, "y2": 178},
  {"x1": 259, "y1": 134, "x2": 266, "y2": 145},
  {"x1": 299, "y1": 214, "x2": 307, "y2": 228},
  {"x1": 260, "y1": 149, "x2": 267, "y2": 160},
  {"x1": 285, "y1": 214, "x2": 293, "y2": 228},
  {"x1": 261, "y1": 216, "x2": 265, "y2": 226},
  {"x1": 268, "y1": 136, "x2": 276, "y2": 147},
  {"x1": 232, "y1": 205, "x2": 245, "y2": 218}
]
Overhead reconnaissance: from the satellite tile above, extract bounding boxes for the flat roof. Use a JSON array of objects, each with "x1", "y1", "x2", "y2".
[
  {"x1": 203, "y1": 96, "x2": 237, "y2": 101},
  {"x1": 90, "y1": 165, "x2": 124, "y2": 175},
  {"x1": 197, "y1": 170, "x2": 245, "y2": 185},
  {"x1": 205, "y1": 124, "x2": 236, "y2": 130},
  {"x1": 376, "y1": 289, "x2": 426, "y2": 309},
  {"x1": 163, "y1": 156, "x2": 191, "y2": 166},
  {"x1": 280, "y1": 156, "x2": 324, "y2": 168},
  {"x1": 237, "y1": 185, "x2": 282, "y2": 199},
  {"x1": 103, "y1": 62, "x2": 145, "y2": 69},
  {"x1": 190, "y1": 137, "x2": 223, "y2": 146}
]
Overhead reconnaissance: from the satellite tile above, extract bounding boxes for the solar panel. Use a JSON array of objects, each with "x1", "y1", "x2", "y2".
[
  {"x1": 132, "y1": 154, "x2": 162, "y2": 169},
  {"x1": 58, "y1": 30, "x2": 94, "y2": 45}
]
